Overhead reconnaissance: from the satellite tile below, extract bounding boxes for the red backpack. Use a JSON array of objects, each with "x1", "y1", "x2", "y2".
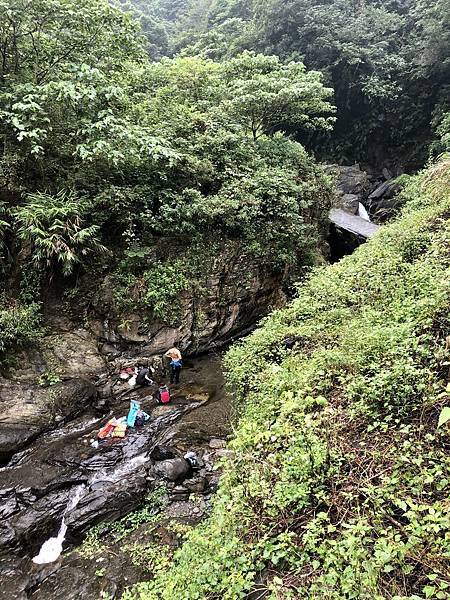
[{"x1": 160, "y1": 386, "x2": 170, "y2": 404}]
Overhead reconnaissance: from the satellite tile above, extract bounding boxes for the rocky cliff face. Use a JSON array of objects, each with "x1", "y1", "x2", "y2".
[
  {"x1": 0, "y1": 242, "x2": 288, "y2": 465},
  {"x1": 87, "y1": 242, "x2": 288, "y2": 358}
]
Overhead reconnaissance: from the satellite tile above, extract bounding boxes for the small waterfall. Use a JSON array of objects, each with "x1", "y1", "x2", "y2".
[
  {"x1": 32, "y1": 484, "x2": 85, "y2": 565},
  {"x1": 358, "y1": 202, "x2": 371, "y2": 221},
  {"x1": 32, "y1": 455, "x2": 149, "y2": 565}
]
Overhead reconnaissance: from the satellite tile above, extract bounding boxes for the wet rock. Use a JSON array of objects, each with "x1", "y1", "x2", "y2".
[
  {"x1": 0, "y1": 378, "x2": 96, "y2": 462},
  {"x1": 15, "y1": 331, "x2": 106, "y2": 384},
  {"x1": 150, "y1": 445, "x2": 177, "y2": 461},
  {"x1": 100, "y1": 342, "x2": 121, "y2": 357},
  {"x1": 152, "y1": 458, "x2": 191, "y2": 482},
  {"x1": 184, "y1": 476, "x2": 207, "y2": 493},
  {"x1": 0, "y1": 356, "x2": 227, "y2": 599},
  {"x1": 368, "y1": 180, "x2": 396, "y2": 200},
  {"x1": 172, "y1": 485, "x2": 188, "y2": 493},
  {"x1": 98, "y1": 383, "x2": 112, "y2": 399},
  {"x1": 66, "y1": 472, "x2": 148, "y2": 536},
  {"x1": 1, "y1": 488, "x2": 71, "y2": 554},
  {"x1": 209, "y1": 438, "x2": 226, "y2": 449},
  {"x1": 0, "y1": 555, "x2": 31, "y2": 600},
  {"x1": 367, "y1": 180, "x2": 402, "y2": 220},
  {"x1": 335, "y1": 193, "x2": 359, "y2": 214}
]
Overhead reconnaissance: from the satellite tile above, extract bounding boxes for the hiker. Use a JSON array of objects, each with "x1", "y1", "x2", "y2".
[
  {"x1": 136, "y1": 366, "x2": 154, "y2": 387},
  {"x1": 164, "y1": 346, "x2": 182, "y2": 361},
  {"x1": 164, "y1": 347, "x2": 182, "y2": 384},
  {"x1": 169, "y1": 357, "x2": 182, "y2": 384},
  {"x1": 155, "y1": 383, "x2": 170, "y2": 404}
]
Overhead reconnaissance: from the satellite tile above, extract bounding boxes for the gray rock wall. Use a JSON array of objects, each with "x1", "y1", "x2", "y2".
[{"x1": 87, "y1": 242, "x2": 287, "y2": 357}]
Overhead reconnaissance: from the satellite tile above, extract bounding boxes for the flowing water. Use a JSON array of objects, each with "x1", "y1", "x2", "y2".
[
  {"x1": 32, "y1": 485, "x2": 86, "y2": 565},
  {"x1": 0, "y1": 354, "x2": 231, "y2": 599}
]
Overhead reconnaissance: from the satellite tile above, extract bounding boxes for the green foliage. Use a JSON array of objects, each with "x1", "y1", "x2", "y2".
[
  {"x1": 113, "y1": 259, "x2": 191, "y2": 325},
  {"x1": 124, "y1": 160, "x2": 450, "y2": 598},
  {"x1": 124, "y1": 540, "x2": 174, "y2": 574},
  {"x1": 79, "y1": 486, "x2": 168, "y2": 559},
  {"x1": 14, "y1": 191, "x2": 105, "y2": 276},
  {"x1": 437, "y1": 403, "x2": 450, "y2": 429},
  {"x1": 0, "y1": 0, "x2": 332, "y2": 343},
  {"x1": 0, "y1": 301, "x2": 42, "y2": 359},
  {"x1": 158, "y1": 0, "x2": 450, "y2": 164},
  {"x1": 38, "y1": 371, "x2": 62, "y2": 387},
  {"x1": 219, "y1": 52, "x2": 335, "y2": 140},
  {"x1": 432, "y1": 112, "x2": 450, "y2": 156}
]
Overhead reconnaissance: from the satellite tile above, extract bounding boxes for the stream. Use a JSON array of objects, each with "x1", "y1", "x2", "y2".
[{"x1": 0, "y1": 355, "x2": 231, "y2": 599}]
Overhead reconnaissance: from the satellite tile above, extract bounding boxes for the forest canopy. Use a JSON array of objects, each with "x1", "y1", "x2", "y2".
[{"x1": 128, "y1": 0, "x2": 450, "y2": 165}]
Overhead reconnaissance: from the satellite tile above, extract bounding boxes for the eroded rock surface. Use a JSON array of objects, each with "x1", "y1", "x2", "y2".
[
  {"x1": 0, "y1": 356, "x2": 231, "y2": 600},
  {"x1": 0, "y1": 378, "x2": 96, "y2": 463},
  {"x1": 87, "y1": 243, "x2": 286, "y2": 356}
]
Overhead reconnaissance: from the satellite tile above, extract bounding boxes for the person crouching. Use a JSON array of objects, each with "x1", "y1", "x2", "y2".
[{"x1": 136, "y1": 366, "x2": 154, "y2": 387}]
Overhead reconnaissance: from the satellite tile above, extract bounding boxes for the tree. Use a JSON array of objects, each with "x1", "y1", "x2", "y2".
[
  {"x1": 160, "y1": 0, "x2": 450, "y2": 166},
  {"x1": 0, "y1": 0, "x2": 170, "y2": 197},
  {"x1": 219, "y1": 52, "x2": 335, "y2": 140}
]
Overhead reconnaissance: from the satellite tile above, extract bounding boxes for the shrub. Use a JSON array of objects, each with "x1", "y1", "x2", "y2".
[
  {"x1": 14, "y1": 190, "x2": 105, "y2": 277},
  {"x1": 0, "y1": 302, "x2": 42, "y2": 359}
]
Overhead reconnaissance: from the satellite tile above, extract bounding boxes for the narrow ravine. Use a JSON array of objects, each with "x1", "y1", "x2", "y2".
[{"x1": 0, "y1": 354, "x2": 231, "y2": 600}]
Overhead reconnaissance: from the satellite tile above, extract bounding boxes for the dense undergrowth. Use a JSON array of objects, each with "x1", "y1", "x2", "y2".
[
  {"x1": 122, "y1": 159, "x2": 450, "y2": 599},
  {"x1": 0, "y1": 0, "x2": 334, "y2": 360}
]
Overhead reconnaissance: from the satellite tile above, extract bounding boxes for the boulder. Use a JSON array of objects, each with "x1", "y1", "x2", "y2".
[
  {"x1": 66, "y1": 472, "x2": 148, "y2": 536},
  {"x1": 152, "y1": 458, "x2": 191, "y2": 482},
  {"x1": 335, "y1": 193, "x2": 359, "y2": 215},
  {"x1": 368, "y1": 180, "x2": 393, "y2": 200},
  {"x1": 208, "y1": 438, "x2": 226, "y2": 449},
  {"x1": 183, "y1": 476, "x2": 207, "y2": 493},
  {"x1": 150, "y1": 445, "x2": 177, "y2": 461},
  {"x1": 325, "y1": 164, "x2": 370, "y2": 201}
]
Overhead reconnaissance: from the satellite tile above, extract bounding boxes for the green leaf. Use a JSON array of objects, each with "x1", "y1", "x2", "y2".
[{"x1": 437, "y1": 407, "x2": 450, "y2": 428}]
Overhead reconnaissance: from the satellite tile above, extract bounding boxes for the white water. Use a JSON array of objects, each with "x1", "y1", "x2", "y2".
[
  {"x1": 358, "y1": 202, "x2": 371, "y2": 221},
  {"x1": 90, "y1": 453, "x2": 149, "y2": 485},
  {"x1": 32, "y1": 453, "x2": 149, "y2": 565},
  {"x1": 32, "y1": 484, "x2": 85, "y2": 565}
]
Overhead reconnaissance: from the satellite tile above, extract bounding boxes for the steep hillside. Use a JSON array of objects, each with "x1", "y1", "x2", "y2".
[{"x1": 124, "y1": 159, "x2": 450, "y2": 599}]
